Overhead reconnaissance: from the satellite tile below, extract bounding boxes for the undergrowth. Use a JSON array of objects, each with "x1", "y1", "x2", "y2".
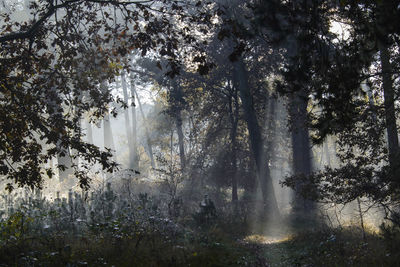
[
  {"x1": 1, "y1": 187, "x2": 400, "y2": 266},
  {"x1": 248, "y1": 224, "x2": 400, "y2": 267}
]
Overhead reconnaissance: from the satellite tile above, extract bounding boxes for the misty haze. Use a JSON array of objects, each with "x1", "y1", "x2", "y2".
[{"x1": 0, "y1": 0, "x2": 400, "y2": 266}]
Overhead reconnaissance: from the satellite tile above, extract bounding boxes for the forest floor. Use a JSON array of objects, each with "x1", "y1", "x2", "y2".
[
  {"x1": 1, "y1": 192, "x2": 400, "y2": 266},
  {"x1": 244, "y1": 227, "x2": 396, "y2": 267},
  {"x1": 1, "y1": 220, "x2": 399, "y2": 266}
]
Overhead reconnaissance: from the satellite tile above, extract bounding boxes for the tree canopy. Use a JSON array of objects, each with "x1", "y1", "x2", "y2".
[{"x1": 0, "y1": 0, "x2": 211, "y2": 190}]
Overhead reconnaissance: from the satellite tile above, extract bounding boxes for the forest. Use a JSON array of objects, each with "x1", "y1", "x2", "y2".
[{"x1": 0, "y1": 0, "x2": 400, "y2": 266}]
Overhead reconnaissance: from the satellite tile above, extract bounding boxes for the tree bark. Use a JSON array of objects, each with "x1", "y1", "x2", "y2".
[
  {"x1": 378, "y1": 40, "x2": 399, "y2": 171},
  {"x1": 323, "y1": 140, "x2": 331, "y2": 167},
  {"x1": 121, "y1": 72, "x2": 135, "y2": 169},
  {"x1": 129, "y1": 75, "x2": 139, "y2": 168},
  {"x1": 289, "y1": 89, "x2": 315, "y2": 213},
  {"x1": 103, "y1": 113, "x2": 115, "y2": 152},
  {"x1": 233, "y1": 58, "x2": 280, "y2": 218},
  {"x1": 100, "y1": 82, "x2": 115, "y2": 154},
  {"x1": 57, "y1": 145, "x2": 73, "y2": 182},
  {"x1": 228, "y1": 80, "x2": 239, "y2": 203},
  {"x1": 175, "y1": 110, "x2": 186, "y2": 170},
  {"x1": 265, "y1": 94, "x2": 277, "y2": 171},
  {"x1": 133, "y1": 88, "x2": 155, "y2": 169},
  {"x1": 103, "y1": 113, "x2": 115, "y2": 179},
  {"x1": 171, "y1": 80, "x2": 186, "y2": 170}
]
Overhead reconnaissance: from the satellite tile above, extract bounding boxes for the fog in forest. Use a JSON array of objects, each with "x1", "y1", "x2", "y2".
[{"x1": 1, "y1": 0, "x2": 399, "y2": 266}]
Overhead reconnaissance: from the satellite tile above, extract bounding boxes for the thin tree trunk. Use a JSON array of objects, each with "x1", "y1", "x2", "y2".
[
  {"x1": 175, "y1": 110, "x2": 186, "y2": 170},
  {"x1": 378, "y1": 40, "x2": 399, "y2": 171},
  {"x1": 85, "y1": 120, "x2": 93, "y2": 144},
  {"x1": 133, "y1": 88, "x2": 155, "y2": 169},
  {"x1": 265, "y1": 95, "x2": 277, "y2": 171},
  {"x1": 129, "y1": 75, "x2": 139, "y2": 168},
  {"x1": 57, "y1": 145, "x2": 73, "y2": 182},
  {"x1": 53, "y1": 98, "x2": 72, "y2": 182},
  {"x1": 100, "y1": 82, "x2": 115, "y2": 153},
  {"x1": 265, "y1": 94, "x2": 279, "y2": 209},
  {"x1": 103, "y1": 114, "x2": 115, "y2": 178},
  {"x1": 233, "y1": 58, "x2": 280, "y2": 218},
  {"x1": 361, "y1": 80, "x2": 377, "y2": 121},
  {"x1": 101, "y1": 82, "x2": 115, "y2": 180},
  {"x1": 121, "y1": 72, "x2": 135, "y2": 169},
  {"x1": 170, "y1": 129, "x2": 174, "y2": 170},
  {"x1": 357, "y1": 197, "x2": 366, "y2": 241},
  {"x1": 228, "y1": 81, "x2": 239, "y2": 203},
  {"x1": 47, "y1": 32, "x2": 72, "y2": 183},
  {"x1": 103, "y1": 113, "x2": 115, "y2": 152},
  {"x1": 171, "y1": 80, "x2": 186, "y2": 170},
  {"x1": 324, "y1": 140, "x2": 331, "y2": 167}
]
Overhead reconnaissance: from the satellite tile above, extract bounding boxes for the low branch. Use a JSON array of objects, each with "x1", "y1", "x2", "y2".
[
  {"x1": 0, "y1": 3, "x2": 57, "y2": 43},
  {"x1": 0, "y1": 0, "x2": 153, "y2": 44}
]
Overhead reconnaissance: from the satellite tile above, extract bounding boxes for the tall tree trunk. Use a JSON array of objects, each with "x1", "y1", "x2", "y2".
[
  {"x1": 100, "y1": 82, "x2": 115, "y2": 153},
  {"x1": 49, "y1": 78, "x2": 73, "y2": 182},
  {"x1": 101, "y1": 82, "x2": 115, "y2": 181},
  {"x1": 289, "y1": 90, "x2": 315, "y2": 213},
  {"x1": 129, "y1": 75, "x2": 139, "y2": 168},
  {"x1": 323, "y1": 140, "x2": 331, "y2": 167},
  {"x1": 103, "y1": 113, "x2": 115, "y2": 179},
  {"x1": 265, "y1": 94, "x2": 280, "y2": 208},
  {"x1": 121, "y1": 72, "x2": 135, "y2": 169},
  {"x1": 133, "y1": 88, "x2": 155, "y2": 169},
  {"x1": 265, "y1": 94, "x2": 277, "y2": 171},
  {"x1": 361, "y1": 80, "x2": 377, "y2": 121},
  {"x1": 233, "y1": 58, "x2": 280, "y2": 218},
  {"x1": 103, "y1": 113, "x2": 115, "y2": 152},
  {"x1": 57, "y1": 145, "x2": 73, "y2": 182},
  {"x1": 175, "y1": 110, "x2": 186, "y2": 170},
  {"x1": 228, "y1": 81, "x2": 239, "y2": 203},
  {"x1": 52, "y1": 97, "x2": 72, "y2": 182},
  {"x1": 171, "y1": 80, "x2": 186, "y2": 170},
  {"x1": 378, "y1": 40, "x2": 399, "y2": 171}
]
